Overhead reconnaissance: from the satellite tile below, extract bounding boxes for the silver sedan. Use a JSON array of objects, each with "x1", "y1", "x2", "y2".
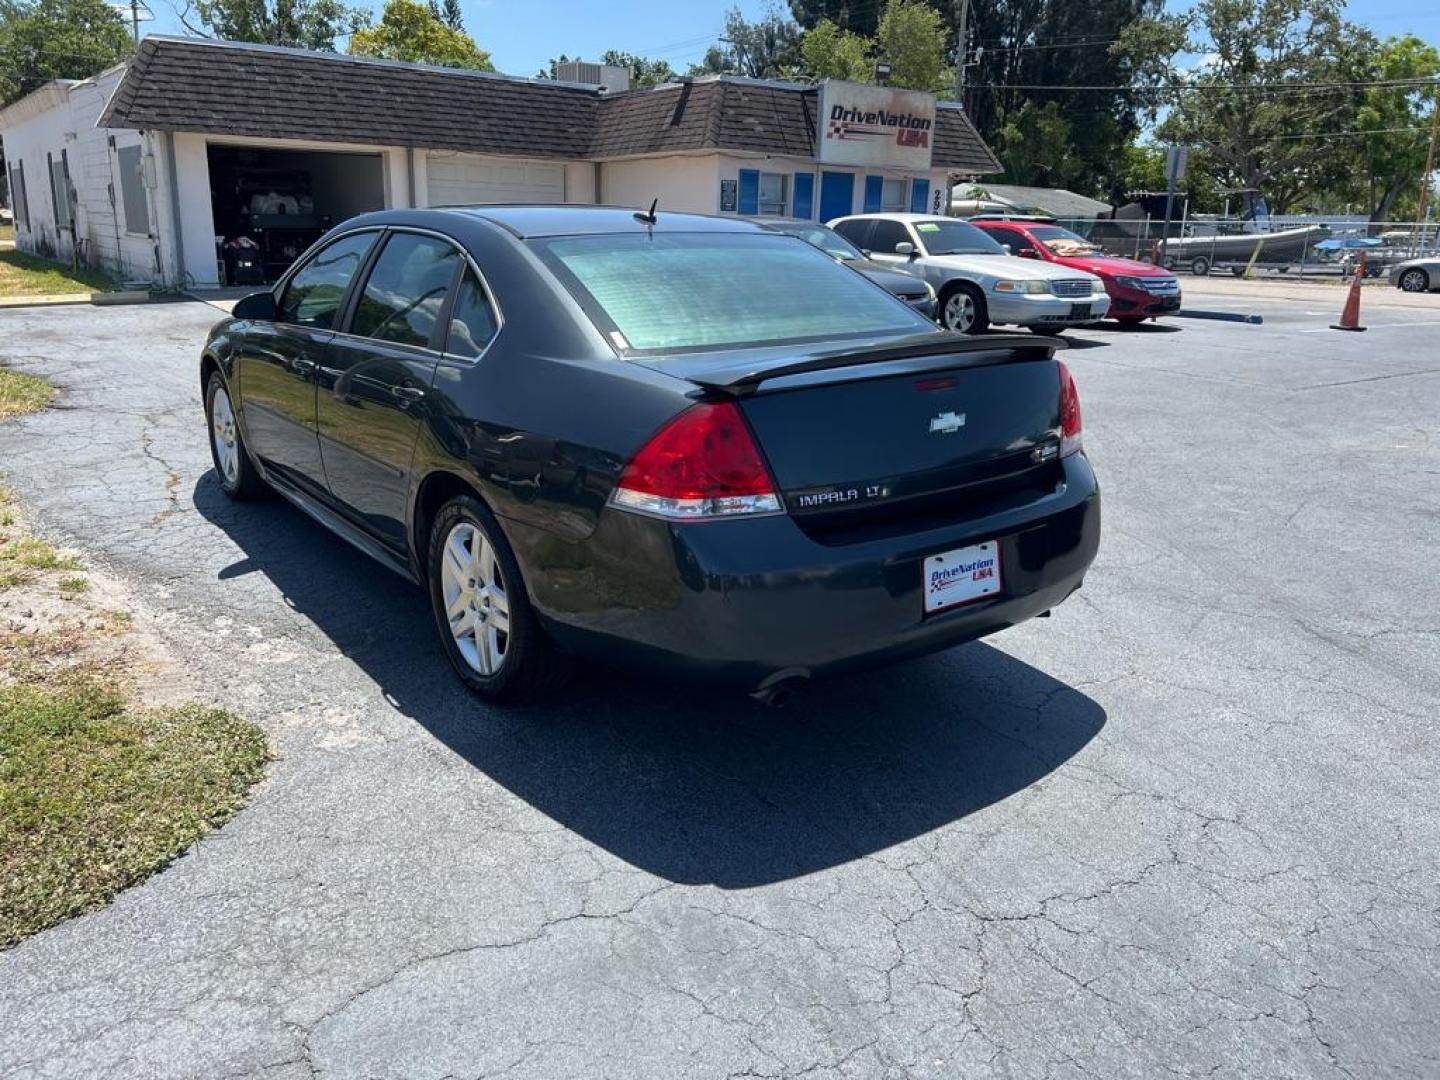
[{"x1": 1389, "y1": 255, "x2": 1440, "y2": 293}]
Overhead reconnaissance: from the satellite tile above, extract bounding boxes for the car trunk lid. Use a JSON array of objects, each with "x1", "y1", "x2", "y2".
[{"x1": 637, "y1": 332, "x2": 1068, "y2": 539}]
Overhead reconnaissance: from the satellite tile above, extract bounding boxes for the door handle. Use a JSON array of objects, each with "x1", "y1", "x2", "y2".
[{"x1": 391, "y1": 385, "x2": 426, "y2": 403}]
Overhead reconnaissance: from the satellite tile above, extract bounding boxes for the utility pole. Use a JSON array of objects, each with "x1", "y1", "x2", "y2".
[
  {"x1": 1414, "y1": 80, "x2": 1440, "y2": 252},
  {"x1": 953, "y1": 0, "x2": 969, "y2": 105},
  {"x1": 130, "y1": 0, "x2": 140, "y2": 43}
]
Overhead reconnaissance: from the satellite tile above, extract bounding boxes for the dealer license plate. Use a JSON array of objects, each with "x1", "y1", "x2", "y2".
[
  {"x1": 923, "y1": 541, "x2": 1002, "y2": 614},
  {"x1": 1068, "y1": 302, "x2": 1091, "y2": 319}
]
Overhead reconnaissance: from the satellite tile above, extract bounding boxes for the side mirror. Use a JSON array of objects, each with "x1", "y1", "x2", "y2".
[
  {"x1": 1001, "y1": 244, "x2": 1013, "y2": 254},
  {"x1": 232, "y1": 290, "x2": 278, "y2": 321},
  {"x1": 895, "y1": 241, "x2": 915, "y2": 256}
]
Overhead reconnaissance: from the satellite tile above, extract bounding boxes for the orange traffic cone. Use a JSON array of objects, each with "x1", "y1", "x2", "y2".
[{"x1": 1331, "y1": 252, "x2": 1368, "y2": 332}]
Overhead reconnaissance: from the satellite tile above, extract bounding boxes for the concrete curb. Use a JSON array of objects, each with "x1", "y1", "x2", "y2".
[
  {"x1": 90, "y1": 290, "x2": 153, "y2": 306},
  {"x1": 0, "y1": 293, "x2": 94, "y2": 310},
  {"x1": 0, "y1": 290, "x2": 154, "y2": 310},
  {"x1": 1173, "y1": 309, "x2": 1265, "y2": 325}
]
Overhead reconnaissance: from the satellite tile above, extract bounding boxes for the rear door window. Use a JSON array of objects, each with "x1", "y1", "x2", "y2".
[
  {"x1": 279, "y1": 231, "x2": 377, "y2": 329},
  {"x1": 536, "y1": 231, "x2": 932, "y2": 353},
  {"x1": 831, "y1": 219, "x2": 872, "y2": 248},
  {"x1": 350, "y1": 232, "x2": 463, "y2": 349},
  {"x1": 444, "y1": 267, "x2": 500, "y2": 358},
  {"x1": 868, "y1": 220, "x2": 914, "y2": 255}
]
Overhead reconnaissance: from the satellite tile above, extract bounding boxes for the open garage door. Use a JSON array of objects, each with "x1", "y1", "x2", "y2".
[
  {"x1": 208, "y1": 144, "x2": 385, "y2": 284},
  {"x1": 427, "y1": 152, "x2": 565, "y2": 206}
]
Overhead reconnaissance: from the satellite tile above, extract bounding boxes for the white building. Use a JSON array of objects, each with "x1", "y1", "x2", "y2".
[{"x1": 1, "y1": 37, "x2": 1000, "y2": 288}]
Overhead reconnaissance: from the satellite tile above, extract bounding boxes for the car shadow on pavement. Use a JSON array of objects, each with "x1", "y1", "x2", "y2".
[
  {"x1": 196, "y1": 475, "x2": 1106, "y2": 889},
  {"x1": 1098, "y1": 321, "x2": 1183, "y2": 333}
]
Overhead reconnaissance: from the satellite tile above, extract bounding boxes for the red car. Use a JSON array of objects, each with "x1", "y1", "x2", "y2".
[{"x1": 972, "y1": 219, "x2": 1182, "y2": 324}]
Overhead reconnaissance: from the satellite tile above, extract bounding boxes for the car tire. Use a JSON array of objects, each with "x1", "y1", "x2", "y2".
[
  {"x1": 426, "y1": 494, "x2": 571, "y2": 702},
  {"x1": 205, "y1": 372, "x2": 267, "y2": 500},
  {"x1": 939, "y1": 283, "x2": 989, "y2": 334},
  {"x1": 1398, "y1": 268, "x2": 1428, "y2": 292},
  {"x1": 1190, "y1": 255, "x2": 1211, "y2": 277}
]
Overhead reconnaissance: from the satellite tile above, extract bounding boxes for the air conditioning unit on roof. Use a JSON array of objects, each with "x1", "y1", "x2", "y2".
[{"x1": 555, "y1": 61, "x2": 630, "y2": 94}]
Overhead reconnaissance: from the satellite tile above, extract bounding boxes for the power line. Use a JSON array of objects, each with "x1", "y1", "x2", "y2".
[{"x1": 983, "y1": 76, "x2": 1439, "y2": 91}]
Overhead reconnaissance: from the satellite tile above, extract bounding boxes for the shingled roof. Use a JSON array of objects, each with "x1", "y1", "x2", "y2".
[
  {"x1": 590, "y1": 80, "x2": 998, "y2": 174},
  {"x1": 100, "y1": 36, "x2": 600, "y2": 159},
  {"x1": 100, "y1": 37, "x2": 1001, "y2": 174}
]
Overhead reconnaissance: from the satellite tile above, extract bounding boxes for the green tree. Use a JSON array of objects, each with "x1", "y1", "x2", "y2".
[
  {"x1": 690, "y1": 4, "x2": 803, "y2": 79},
  {"x1": 1116, "y1": 142, "x2": 1224, "y2": 211},
  {"x1": 182, "y1": 0, "x2": 369, "y2": 51},
  {"x1": 1348, "y1": 36, "x2": 1440, "y2": 221},
  {"x1": 349, "y1": 0, "x2": 492, "y2": 69},
  {"x1": 875, "y1": 0, "x2": 951, "y2": 92},
  {"x1": 992, "y1": 100, "x2": 1077, "y2": 186},
  {"x1": 791, "y1": 0, "x2": 1170, "y2": 196},
  {"x1": 1124, "y1": 0, "x2": 1380, "y2": 213},
  {"x1": 0, "y1": 0, "x2": 131, "y2": 106},
  {"x1": 800, "y1": 19, "x2": 870, "y2": 81},
  {"x1": 598, "y1": 50, "x2": 676, "y2": 89}
]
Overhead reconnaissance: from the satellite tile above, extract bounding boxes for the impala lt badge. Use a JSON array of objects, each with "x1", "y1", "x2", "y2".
[{"x1": 929, "y1": 411, "x2": 966, "y2": 434}]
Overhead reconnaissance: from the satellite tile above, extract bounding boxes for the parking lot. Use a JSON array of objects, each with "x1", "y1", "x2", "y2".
[{"x1": 1, "y1": 294, "x2": 1437, "y2": 1078}]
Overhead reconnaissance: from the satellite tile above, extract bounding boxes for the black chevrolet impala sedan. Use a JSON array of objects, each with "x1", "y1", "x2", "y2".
[{"x1": 202, "y1": 206, "x2": 1099, "y2": 703}]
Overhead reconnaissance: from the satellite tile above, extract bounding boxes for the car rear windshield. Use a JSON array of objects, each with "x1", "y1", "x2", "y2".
[{"x1": 535, "y1": 232, "x2": 932, "y2": 353}]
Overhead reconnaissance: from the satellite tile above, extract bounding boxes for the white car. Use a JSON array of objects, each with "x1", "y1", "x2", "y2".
[{"x1": 829, "y1": 213, "x2": 1109, "y2": 333}]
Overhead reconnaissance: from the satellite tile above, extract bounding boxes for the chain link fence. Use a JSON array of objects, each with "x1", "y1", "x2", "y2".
[{"x1": 1055, "y1": 216, "x2": 1439, "y2": 278}]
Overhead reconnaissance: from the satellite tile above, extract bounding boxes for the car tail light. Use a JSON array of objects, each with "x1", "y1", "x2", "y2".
[
  {"x1": 1058, "y1": 361, "x2": 1083, "y2": 458},
  {"x1": 611, "y1": 402, "x2": 783, "y2": 520}
]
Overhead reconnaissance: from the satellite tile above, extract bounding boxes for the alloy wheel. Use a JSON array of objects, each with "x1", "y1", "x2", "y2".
[
  {"x1": 439, "y1": 520, "x2": 510, "y2": 675},
  {"x1": 210, "y1": 385, "x2": 240, "y2": 486},
  {"x1": 944, "y1": 291, "x2": 975, "y2": 332},
  {"x1": 1399, "y1": 269, "x2": 1428, "y2": 293}
]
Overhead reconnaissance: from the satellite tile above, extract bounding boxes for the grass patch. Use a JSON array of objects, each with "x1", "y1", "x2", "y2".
[
  {"x1": 0, "y1": 536, "x2": 81, "y2": 572},
  {"x1": 57, "y1": 576, "x2": 88, "y2": 596},
  {"x1": 0, "y1": 249, "x2": 114, "y2": 298},
  {"x1": 0, "y1": 675, "x2": 269, "y2": 948},
  {"x1": 0, "y1": 369, "x2": 55, "y2": 420},
  {"x1": 0, "y1": 568, "x2": 29, "y2": 589}
]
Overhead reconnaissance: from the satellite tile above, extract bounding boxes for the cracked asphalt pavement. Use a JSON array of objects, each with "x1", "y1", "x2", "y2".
[{"x1": 1, "y1": 299, "x2": 1437, "y2": 1078}]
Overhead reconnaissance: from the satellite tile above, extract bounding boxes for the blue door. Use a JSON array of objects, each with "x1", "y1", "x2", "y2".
[
  {"x1": 793, "y1": 173, "x2": 815, "y2": 220},
  {"x1": 863, "y1": 175, "x2": 884, "y2": 212},
  {"x1": 818, "y1": 171, "x2": 854, "y2": 223},
  {"x1": 738, "y1": 170, "x2": 760, "y2": 215},
  {"x1": 910, "y1": 179, "x2": 930, "y2": 214}
]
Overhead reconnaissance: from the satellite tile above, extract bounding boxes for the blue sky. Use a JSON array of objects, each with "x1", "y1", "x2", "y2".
[{"x1": 140, "y1": 0, "x2": 1438, "y2": 77}]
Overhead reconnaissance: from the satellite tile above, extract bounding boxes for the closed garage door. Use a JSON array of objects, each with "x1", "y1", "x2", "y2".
[{"x1": 427, "y1": 153, "x2": 565, "y2": 205}]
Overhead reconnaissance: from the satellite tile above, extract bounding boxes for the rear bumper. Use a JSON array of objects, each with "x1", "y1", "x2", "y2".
[
  {"x1": 989, "y1": 291, "x2": 1111, "y2": 327},
  {"x1": 506, "y1": 455, "x2": 1101, "y2": 687}
]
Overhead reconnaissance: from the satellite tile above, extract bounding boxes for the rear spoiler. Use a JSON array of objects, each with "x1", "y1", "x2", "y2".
[{"x1": 683, "y1": 332, "x2": 1066, "y2": 397}]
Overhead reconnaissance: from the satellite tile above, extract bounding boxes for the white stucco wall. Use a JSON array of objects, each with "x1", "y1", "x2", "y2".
[{"x1": 599, "y1": 154, "x2": 720, "y2": 214}]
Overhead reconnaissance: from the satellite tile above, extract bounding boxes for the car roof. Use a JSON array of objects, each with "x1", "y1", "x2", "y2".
[
  {"x1": 338, "y1": 205, "x2": 769, "y2": 240},
  {"x1": 437, "y1": 205, "x2": 767, "y2": 238},
  {"x1": 967, "y1": 214, "x2": 1058, "y2": 224},
  {"x1": 833, "y1": 213, "x2": 961, "y2": 223}
]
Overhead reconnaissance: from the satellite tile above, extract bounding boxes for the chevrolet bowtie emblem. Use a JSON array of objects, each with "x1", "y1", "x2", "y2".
[{"x1": 929, "y1": 411, "x2": 966, "y2": 434}]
